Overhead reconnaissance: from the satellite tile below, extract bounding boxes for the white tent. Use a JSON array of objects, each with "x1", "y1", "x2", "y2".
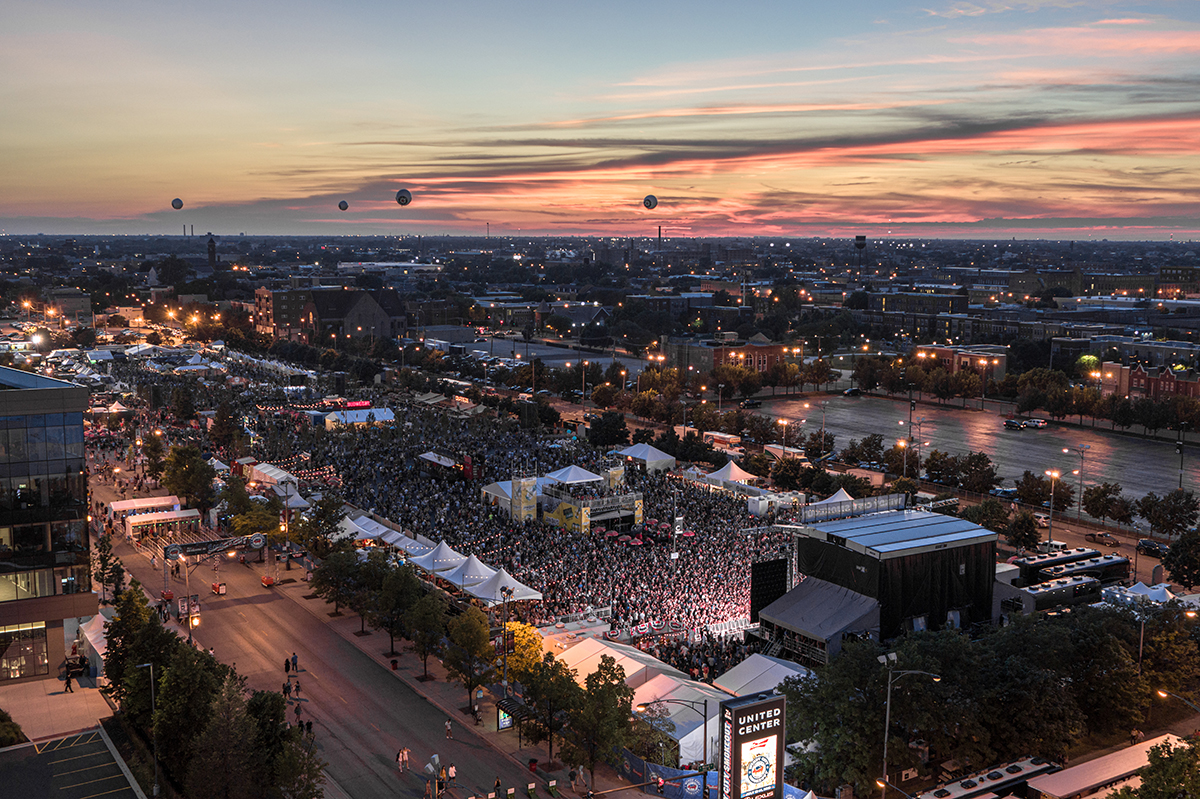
[
  {"x1": 441, "y1": 554, "x2": 497, "y2": 588},
  {"x1": 554, "y1": 637, "x2": 686, "y2": 689},
  {"x1": 545, "y1": 464, "x2": 603, "y2": 484},
  {"x1": 419, "y1": 451, "x2": 458, "y2": 469},
  {"x1": 811, "y1": 487, "x2": 854, "y2": 505},
  {"x1": 335, "y1": 516, "x2": 377, "y2": 541},
  {"x1": 208, "y1": 457, "x2": 230, "y2": 472},
  {"x1": 707, "y1": 461, "x2": 756, "y2": 483},
  {"x1": 632, "y1": 673, "x2": 729, "y2": 765},
  {"x1": 464, "y1": 567, "x2": 542, "y2": 603},
  {"x1": 410, "y1": 541, "x2": 468, "y2": 573},
  {"x1": 1128, "y1": 582, "x2": 1177, "y2": 603},
  {"x1": 713, "y1": 653, "x2": 811, "y2": 696},
  {"x1": 618, "y1": 443, "x2": 676, "y2": 473}
]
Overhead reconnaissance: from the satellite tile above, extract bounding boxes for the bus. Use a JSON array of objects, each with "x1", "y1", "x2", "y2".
[
  {"x1": 1021, "y1": 576, "x2": 1103, "y2": 613},
  {"x1": 1012, "y1": 548, "x2": 1099, "y2": 587},
  {"x1": 1037, "y1": 553, "x2": 1130, "y2": 586},
  {"x1": 915, "y1": 756, "x2": 1058, "y2": 799}
]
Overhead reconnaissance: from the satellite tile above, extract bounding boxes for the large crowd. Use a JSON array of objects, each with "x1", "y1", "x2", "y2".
[{"x1": 99, "y1": 357, "x2": 792, "y2": 635}]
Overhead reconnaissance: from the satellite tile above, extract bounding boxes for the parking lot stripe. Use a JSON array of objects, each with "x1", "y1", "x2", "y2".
[
  {"x1": 61, "y1": 773, "x2": 129, "y2": 790},
  {"x1": 78, "y1": 788, "x2": 136, "y2": 799}
]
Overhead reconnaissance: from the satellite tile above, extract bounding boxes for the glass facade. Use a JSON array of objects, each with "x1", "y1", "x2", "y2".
[
  {"x1": 0, "y1": 622, "x2": 49, "y2": 680},
  {"x1": 0, "y1": 411, "x2": 90, "y2": 607}
]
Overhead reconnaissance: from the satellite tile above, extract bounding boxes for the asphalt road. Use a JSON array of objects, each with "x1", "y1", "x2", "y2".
[
  {"x1": 115, "y1": 545, "x2": 534, "y2": 799},
  {"x1": 760, "y1": 392, "x2": 1194, "y2": 499}
]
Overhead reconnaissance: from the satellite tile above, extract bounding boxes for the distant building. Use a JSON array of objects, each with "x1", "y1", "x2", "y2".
[
  {"x1": 0, "y1": 368, "x2": 94, "y2": 684},
  {"x1": 665, "y1": 333, "x2": 787, "y2": 374},
  {"x1": 910, "y1": 344, "x2": 1008, "y2": 381}
]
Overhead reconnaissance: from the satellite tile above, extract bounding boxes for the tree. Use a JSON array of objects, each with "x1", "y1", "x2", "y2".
[
  {"x1": 625, "y1": 700, "x2": 676, "y2": 767},
  {"x1": 562, "y1": 654, "x2": 635, "y2": 783},
  {"x1": 246, "y1": 690, "x2": 290, "y2": 786},
  {"x1": 522, "y1": 652, "x2": 581, "y2": 765},
  {"x1": 922, "y1": 450, "x2": 960, "y2": 486},
  {"x1": 0, "y1": 708, "x2": 24, "y2": 747},
  {"x1": 274, "y1": 732, "x2": 328, "y2": 799},
  {"x1": 960, "y1": 498, "x2": 1010, "y2": 533},
  {"x1": 187, "y1": 675, "x2": 257, "y2": 799},
  {"x1": 406, "y1": 594, "x2": 446, "y2": 679},
  {"x1": 1109, "y1": 737, "x2": 1200, "y2": 799},
  {"x1": 1109, "y1": 495, "x2": 1136, "y2": 526},
  {"x1": 161, "y1": 445, "x2": 217, "y2": 511},
  {"x1": 93, "y1": 533, "x2": 124, "y2": 603},
  {"x1": 210, "y1": 401, "x2": 237, "y2": 451},
  {"x1": 587, "y1": 410, "x2": 630, "y2": 447},
  {"x1": 172, "y1": 386, "x2": 196, "y2": 421},
  {"x1": 142, "y1": 433, "x2": 165, "y2": 482},
  {"x1": 372, "y1": 564, "x2": 422, "y2": 655},
  {"x1": 958, "y1": 452, "x2": 1000, "y2": 494},
  {"x1": 310, "y1": 551, "x2": 360, "y2": 614},
  {"x1": 154, "y1": 645, "x2": 224, "y2": 778},
  {"x1": 1163, "y1": 529, "x2": 1200, "y2": 589},
  {"x1": 293, "y1": 490, "x2": 347, "y2": 558},
  {"x1": 882, "y1": 443, "x2": 919, "y2": 478},
  {"x1": 803, "y1": 430, "x2": 835, "y2": 460},
  {"x1": 103, "y1": 580, "x2": 155, "y2": 704},
  {"x1": 1082, "y1": 483, "x2": 1123, "y2": 523},
  {"x1": 505, "y1": 621, "x2": 546, "y2": 686},
  {"x1": 444, "y1": 606, "x2": 498, "y2": 709},
  {"x1": 1140, "y1": 489, "x2": 1199, "y2": 539},
  {"x1": 1014, "y1": 471, "x2": 1050, "y2": 507},
  {"x1": 1005, "y1": 511, "x2": 1041, "y2": 551},
  {"x1": 545, "y1": 314, "x2": 572, "y2": 336}
]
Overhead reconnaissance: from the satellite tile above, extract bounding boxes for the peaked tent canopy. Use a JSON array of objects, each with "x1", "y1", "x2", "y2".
[
  {"x1": 713, "y1": 653, "x2": 811, "y2": 697},
  {"x1": 464, "y1": 567, "x2": 542, "y2": 603},
  {"x1": 617, "y1": 442, "x2": 677, "y2": 473},
  {"x1": 707, "y1": 461, "x2": 756, "y2": 483},
  {"x1": 811, "y1": 487, "x2": 855, "y2": 505},
  {"x1": 409, "y1": 541, "x2": 468, "y2": 573},
  {"x1": 441, "y1": 554, "x2": 497, "y2": 588},
  {"x1": 545, "y1": 465, "x2": 603, "y2": 484}
]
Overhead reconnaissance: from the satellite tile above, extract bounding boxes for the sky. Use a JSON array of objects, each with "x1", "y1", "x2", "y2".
[{"x1": 3, "y1": 1, "x2": 1200, "y2": 240}]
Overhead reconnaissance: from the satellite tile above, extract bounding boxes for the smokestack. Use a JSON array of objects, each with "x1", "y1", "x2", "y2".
[
  {"x1": 658, "y1": 225, "x2": 662, "y2": 246},
  {"x1": 190, "y1": 225, "x2": 194, "y2": 237}
]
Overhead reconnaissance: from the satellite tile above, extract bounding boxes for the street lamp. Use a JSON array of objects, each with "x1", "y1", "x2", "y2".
[
  {"x1": 1156, "y1": 689, "x2": 1200, "y2": 714},
  {"x1": 1045, "y1": 470, "x2": 1061, "y2": 546},
  {"x1": 897, "y1": 440, "x2": 908, "y2": 480},
  {"x1": 875, "y1": 779, "x2": 915, "y2": 799},
  {"x1": 804, "y1": 401, "x2": 829, "y2": 457},
  {"x1": 136, "y1": 662, "x2": 160, "y2": 797},
  {"x1": 717, "y1": 384, "x2": 725, "y2": 413},
  {"x1": 636, "y1": 698, "x2": 711, "y2": 778},
  {"x1": 500, "y1": 585, "x2": 515, "y2": 696},
  {"x1": 878, "y1": 654, "x2": 940, "y2": 799},
  {"x1": 1064, "y1": 445, "x2": 1090, "y2": 520}
]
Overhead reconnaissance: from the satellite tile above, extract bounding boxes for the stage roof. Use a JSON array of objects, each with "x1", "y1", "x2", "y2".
[
  {"x1": 759, "y1": 577, "x2": 879, "y2": 642},
  {"x1": 789, "y1": 509, "x2": 996, "y2": 560}
]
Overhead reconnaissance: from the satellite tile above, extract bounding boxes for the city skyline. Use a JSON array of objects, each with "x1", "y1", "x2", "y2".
[{"x1": 4, "y1": 1, "x2": 1200, "y2": 239}]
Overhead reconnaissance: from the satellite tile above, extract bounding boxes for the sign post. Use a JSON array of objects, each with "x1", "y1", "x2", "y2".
[{"x1": 720, "y1": 693, "x2": 785, "y2": 799}]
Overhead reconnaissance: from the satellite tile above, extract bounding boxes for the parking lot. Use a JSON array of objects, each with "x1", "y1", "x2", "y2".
[{"x1": 0, "y1": 728, "x2": 139, "y2": 799}]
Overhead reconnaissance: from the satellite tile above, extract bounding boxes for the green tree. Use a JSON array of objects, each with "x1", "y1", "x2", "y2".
[
  {"x1": 293, "y1": 490, "x2": 347, "y2": 558},
  {"x1": 1005, "y1": 511, "x2": 1041, "y2": 551},
  {"x1": 274, "y1": 732, "x2": 328, "y2": 799},
  {"x1": 1109, "y1": 737, "x2": 1200, "y2": 799},
  {"x1": 210, "y1": 400, "x2": 237, "y2": 451},
  {"x1": 504, "y1": 621, "x2": 545, "y2": 685},
  {"x1": 1139, "y1": 489, "x2": 1199, "y2": 540},
  {"x1": 310, "y1": 550, "x2": 359, "y2": 614},
  {"x1": 921, "y1": 450, "x2": 960, "y2": 486},
  {"x1": 103, "y1": 580, "x2": 154, "y2": 704},
  {"x1": 155, "y1": 645, "x2": 224, "y2": 778},
  {"x1": 562, "y1": 654, "x2": 635, "y2": 783},
  {"x1": 0, "y1": 707, "x2": 24, "y2": 747},
  {"x1": 372, "y1": 563, "x2": 423, "y2": 655},
  {"x1": 406, "y1": 594, "x2": 446, "y2": 679},
  {"x1": 626, "y1": 701, "x2": 677, "y2": 768},
  {"x1": 161, "y1": 445, "x2": 217, "y2": 511},
  {"x1": 1014, "y1": 471, "x2": 1050, "y2": 507},
  {"x1": 186, "y1": 675, "x2": 257, "y2": 799},
  {"x1": 522, "y1": 652, "x2": 581, "y2": 765},
  {"x1": 959, "y1": 452, "x2": 1000, "y2": 494},
  {"x1": 246, "y1": 690, "x2": 290, "y2": 786},
  {"x1": 545, "y1": 314, "x2": 572, "y2": 336},
  {"x1": 1082, "y1": 482, "x2": 1123, "y2": 523},
  {"x1": 960, "y1": 497, "x2": 1010, "y2": 533},
  {"x1": 142, "y1": 433, "x2": 165, "y2": 482},
  {"x1": 1163, "y1": 529, "x2": 1200, "y2": 589},
  {"x1": 587, "y1": 410, "x2": 630, "y2": 447},
  {"x1": 93, "y1": 533, "x2": 124, "y2": 603},
  {"x1": 172, "y1": 386, "x2": 196, "y2": 421},
  {"x1": 444, "y1": 606, "x2": 498, "y2": 709}
]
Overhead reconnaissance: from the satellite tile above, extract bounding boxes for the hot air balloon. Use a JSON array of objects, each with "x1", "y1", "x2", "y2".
[
  {"x1": 338, "y1": 200, "x2": 349, "y2": 211},
  {"x1": 171, "y1": 198, "x2": 183, "y2": 210},
  {"x1": 396, "y1": 189, "x2": 412, "y2": 206},
  {"x1": 643, "y1": 195, "x2": 657, "y2": 210}
]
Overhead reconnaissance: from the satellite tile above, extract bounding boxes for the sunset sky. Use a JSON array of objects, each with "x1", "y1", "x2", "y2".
[{"x1": 3, "y1": 1, "x2": 1200, "y2": 239}]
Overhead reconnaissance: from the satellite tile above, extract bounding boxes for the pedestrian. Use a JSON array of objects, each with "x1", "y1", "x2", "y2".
[
  {"x1": 64, "y1": 673, "x2": 74, "y2": 693},
  {"x1": 283, "y1": 681, "x2": 291, "y2": 699},
  {"x1": 284, "y1": 658, "x2": 290, "y2": 675},
  {"x1": 445, "y1": 718, "x2": 453, "y2": 739},
  {"x1": 293, "y1": 679, "x2": 301, "y2": 699},
  {"x1": 305, "y1": 720, "x2": 313, "y2": 737},
  {"x1": 447, "y1": 764, "x2": 457, "y2": 786},
  {"x1": 294, "y1": 703, "x2": 302, "y2": 722},
  {"x1": 494, "y1": 776, "x2": 502, "y2": 796},
  {"x1": 569, "y1": 769, "x2": 577, "y2": 791},
  {"x1": 397, "y1": 748, "x2": 405, "y2": 773},
  {"x1": 425, "y1": 780, "x2": 434, "y2": 799},
  {"x1": 291, "y1": 652, "x2": 298, "y2": 672},
  {"x1": 402, "y1": 747, "x2": 410, "y2": 772}
]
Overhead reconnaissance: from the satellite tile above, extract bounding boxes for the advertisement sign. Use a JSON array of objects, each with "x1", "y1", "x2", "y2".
[
  {"x1": 497, "y1": 706, "x2": 513, "y2": 731},
  {"x1": 634, "y1": 497, "x2": 644, "y2": 526},
  {"x1": 511, "y1": 477, "x2": 537, "y2": 521},
  {"x1": 720, "y1": 694, "x2": 785, "y2": 799}
]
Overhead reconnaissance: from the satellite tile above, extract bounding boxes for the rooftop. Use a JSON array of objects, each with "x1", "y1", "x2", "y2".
[{"x1": 794, "y1": 509, "x2": 997, "y2": 560}]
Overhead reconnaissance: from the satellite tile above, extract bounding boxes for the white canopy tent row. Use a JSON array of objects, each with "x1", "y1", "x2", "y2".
[
  {"x1": 441, "y1": 555, "x2": 497, "y2": 588},
  {"x1": 464, "y1": 567, "x2": 542, "y2": 604},
  {"x1": 632, "y1": 673, "x2": 730, "y2": 766},
  {"x1": 409, "y1": 541, "x2": 469, "y2": 573},
  {"x1": 544, "y1": 464, "x2": 603, "y2": 484}
]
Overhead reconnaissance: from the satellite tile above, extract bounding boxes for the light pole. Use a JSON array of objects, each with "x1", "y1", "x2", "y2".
[
  {"x1": 582, "y1": 360, "x2": 588, "y2": 401},
  {"x1": 281, "y1": 477, "x2": 296, "y2": 569},
  {"x1": 136, "y1": 662, "x2": 160, "y2": 797},
  {"x1": 1045, "y1": 469, "x2": 1060, "y2": 546},
  {"x1": 897, "y1": 440, "x2": 908, "y2": 480},
  {"x1": 717, "y1": 384, "x2": 725, "y2": 413},
  {"x1": 636, "y1": 698, "x2": 711, "y2": 783},
  {"x1": 500, "y1": 585, "x2": 514, "y2": 696},
  {"x1": 804, "y1": 401, "x2": 829, "y2": 457},
  {"x1": 878, "y1": 654, "x2": 940, "y2": 799},
  {"x1": 1156, "y1": 689, "x2": 1200, "y2": 714},
  {"x1": 1064, "y1": 445, "x2": 1090, "y2": 520},
  {"x1": 876, "y1": 778, "x2": 915, "y2": 799}
]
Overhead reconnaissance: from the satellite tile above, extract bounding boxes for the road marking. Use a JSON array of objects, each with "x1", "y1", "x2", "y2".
[
  {"x1": 50, "y1": 751, "x2": 110, "y2": 765},
  {"x1": 370, "y1": 723, "x2": 380, "y2": 731},
  {"x1": 61, "y1": 773, "x2": 128, "y2": 789},
  {"x1": 78, "y1": 787, "x2": 135, "y2": 799},
  {"x1": 58, "y1": 762, "x2": 121, "y2": 777}
]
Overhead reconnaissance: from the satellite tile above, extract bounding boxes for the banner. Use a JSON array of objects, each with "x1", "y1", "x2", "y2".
[{"x1": 511, "y1": 477, "x2": 537, "y2": 521}]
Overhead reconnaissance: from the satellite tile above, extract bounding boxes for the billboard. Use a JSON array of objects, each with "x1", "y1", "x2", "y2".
[
  {"x1": 720, "y1": 693, "x2": 785, "y2": 799},
  {"x1": 511, "y1": 477, "x2": 537, "y2": 521}
]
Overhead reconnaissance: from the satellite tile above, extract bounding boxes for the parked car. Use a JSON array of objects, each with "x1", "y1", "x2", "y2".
[
  {"x1": 1034, "y1": 513, "x2": 1051, "y2": 528},
  {"x1": 843, "y1": 387, "x2": 862, "y2": 396},
  {"x1": 739, "y1": 399, "x2": 762, "y2": 408},
  {"x1": 1137, "y1": 539, "x2": 1170, "y2": 558},
  {"x1": 1085, "y1": 531, "x2": 1121, "y2": 548},
  {"x1": 1025, "y1": 418, "x2": 1048, "y2": 428},
  {"x1": 1004, "y1": 419, "x2": 1026, "y2": 430}
]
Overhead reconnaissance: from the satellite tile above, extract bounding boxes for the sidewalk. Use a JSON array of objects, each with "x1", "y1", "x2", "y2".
[{"x1": 0, "y1": 672, "x2": 114, "y2": 742}]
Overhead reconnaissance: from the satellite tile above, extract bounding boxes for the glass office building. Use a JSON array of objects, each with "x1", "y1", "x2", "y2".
[{"x1": 0, "y1": 368, "x2": 94, "y2": 682}]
